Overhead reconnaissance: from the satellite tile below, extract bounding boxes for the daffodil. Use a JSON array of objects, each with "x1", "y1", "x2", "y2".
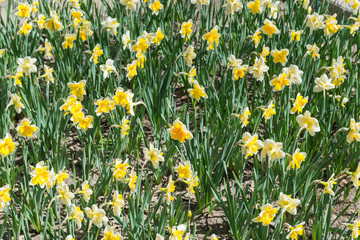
[
  {"x1": 347, "y1": 118, "x2": 360, "y2": 143},
  {"x1": 282, "y1": 65, "x2": 303, "y2": 85},
  {"x1": 7, "y1": 93, "x2": 25, "y2": 114},
  {"x1": 44, "y1": 11, "x2": 64, "y2": 32},
  {"x1": 17, "y1": 118, "x2": 38, "y2": 138},
  {"x1": 0, "y1": 185, "x2": 12, "y2": 211},
  {"x1": 120, "y1": 0, "x2": 139, "y2": 11},
  {"x1": 296, "y1": 110, "x2": 320, "y2": 136},
  {"x1": 144, "y1": 143, "x2": 164, "y2": 168},
  {"x1": 270, "y1": 73, "x2": 289, "y2": 91},
  {"x1": 17, "y1": 56, "x2": 37, "y2": 76},
  {"x1": 102, "y1": 225, "x2": 123, "y2": 240},
  {"x1": 286, "y1": 223, "x2": 304, "y2": 240},
  {"x1": 0, "y1": 133, "x2": 18, "y2": 158},
  {"x1": 239, "y1": 132, "x2": 263, "y2": 159},
  {"x1": 324, "y1": 14, "x2": 341, "y2": 36},
  {"x1": 184, "y1": 173, "x2": 199, "y2": 197},
  {"x1": 126, "y1": 171, "x2": 138, "y2": 192},
  {"x1": 108, "y1": 191, "x2": 125, "y2": 217},
  {"x1": 100, "y1": 59, "x2": 117, "y2": 79},
  {"x1": 275, "y1": 192, "x2": 301, "y2": 217},
  {"x1": 306, "y1": 44, "x2": 320, "y2": 59},
  {"x1": 149, "y1": 0, "x2": 163, "y2": 15},
  {"x1": 261, "y1": 102, "x2": 276, "y2": 122},
  {"x1": 39, "y1": 38, "x2": 53, "y2": 59},
  {"x1": 112, "y1": 159, "x2": 130, "y2": 180},
  {"x1": 251, "y1": 30, "x2": 262, "y2": 48},
  {"x1": 318, "y1": 174, "x2": 337, "y2": 196},
  {"x1": 85, "y1": 205, "x2": 108, "y2": 228},
  {"x1": 29, "y1": 161, "x2": 56, "y2": 189},
  {"x1": 247, "y1": 0, "x2": 262, "y2": 14},
  {"x1": 261, "y1": 19, "x2": 280, "y2": 37},
  {"x1": 287, "y1": 148, "x2": 306, "y2": 170},
  {"x1": 17, "y1": 3, "x2": 31, "y2": 18},
  {"x1": 306, "y1": 12, "x2": 325, "y2": 32},
  {"x1": 167, "y1": 119, "x2": 193, "y2": 143},
  {"x1": 55, "y1": 170, "x2": 68, "y2": 185},
  {"x1": 180, "y1": 20, "x2": 193, "y2": 40},
  {"x1": 95, "y1": 97, "x2": 115, "y2": 115},
  {"x1": 169, "y1": 224, "x2": 187, "y2": 240},
  {"x1": 89, "y1": 44, "x2": 103, "y2": 64},
  {"x1": 152, "y1": 28, "x2": 165, "y2": 45},
  {"x1": 101, "y1": 17, "x2": 120, "y2": 36},
  {"x1": 223, "y1": 0, "x2": 243, "y2": 15},
  {"x1": 203, "y1": 26, "x2": 221, "y2": 50},
  {"x1": 121, "y1": 30, "x2": 132, "y2": 50},
  {"x1": 68, "y1": 80, "x2": 86, "y2": 99},
  {"x1": 62, "y1": 34, "x2": 77, "y2": 49},
  {"x1": 176, "y1": 161, "x2": 192, "y2": 180},
  {"x1": 249, "y1": 57, "x2": 269, "y2": 81},
  {"x1": 271, "y1": 49, "x2": 289, "y2": 65},
  {"x1": 290, "y1": 30, "x2": 303, "y2": 42},
  {"x1": 126, "y1": 61, "x2": 138, "y2": 79},
  {"x1": 290, "y1": 94, "x2": 308, "y2": 114},
  {"x1": 187, "y1": 81, "x2": 208, "y2": 101},
  {"x1": 313, "y1": 74, "x2": 335, "y2": 93},
  {"x1": 252, "y1": 204, "x2": 278, "y2": 226},
  {"x1": 261, "y1": 139, "x2": 285, "y2": 161},
  {"x1": 56, "y1": 183, "x2": 74, "y2": 207},
  {"x1": 160, "y1": 176, "x2": 176, "y2": 204},
  {"x1": 79, "y1": 180, "x2": 93, "y2": 202},
  {"x1": 232, "y1": 107, "x2": 251, "y2": 127}
]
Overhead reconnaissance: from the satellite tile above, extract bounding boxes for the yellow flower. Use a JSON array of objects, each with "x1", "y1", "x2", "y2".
[
  {"x1": 89, "y1": 44, "x2": 104, "y2": 64},
  {"x1": 176, "y1": 161, "x2": 192, "y2": 179},
  {"x1": 233, "y1": 107, "x2": 251, "y2": 127},
  {"x1": 17, "y1": 3, "x2": 31, "y2": 18},
  {"x1": 112, "y1": 159, "x2": 130, "y2": 180},
  {"x1": 184, "y1": 174, "x2": 199, "y2": 197},
  {"x1": 252, "y1": 30, "x2": 262, "y2": 47},
  {"x1": 12, "y1": 71, "x2": 24, "y2": 86},
  {"x1": 252, "y1": 204, "x2": 278, "y2": 226},
  {"x1": 249, "y1": 57, "x2": 269, "y2": 81},
  {"x1": 41, "y1": 65, "x2": 55, "y2": 82},
  {"x1": 346, "y1": 219, "x2": 360, "y2": 240},
  {"x1": 261, "y1": 19, "x2": 280, "y2": 37},
  {"x1": 286, "y1": 223, "x2": 304, "y2": 240},
  {"x1": 261, "y1": 139, "x2": 285, "y2": 161},
  {"x1": 170, "y1": 224, "x2": 186, "y2": 240},
  {"x1": 239, "y1": 132, "x2": 263, "y2": 159},
  {"x1": 187, "y1": 81, "x2": 208, "y2": 101},
  {"x1": 290, "y1": 30, "x2": 302, "y2": 42},
  {"x1": 287, "y1": 148, "x2": 306, "y2": 170},
  {"x1": 132, "y1": 37, "x2": 149, "y2": 53},
  {"x1": 40, "y1": 39, "x2": 53, "y2": 59},
  {"x1": 233, "y1": 65, "x2": 248, "y2": 80},
  {"x1": 56, "y1": 183, "x2": 74, "y2": 207},
  {"x1": 71, "y1": 110, "x2": 85, "y2": 123},
  {"x1": 118, "y1": 117, "x2": 130, "y2": 137},
  {"x1": 95, "y1": 97, "x2": 115, "y2": 115},
  {"x1": 167, "y1": 119, "x2": 193, "y2": 143},
  {"x1": 271, "y1": 49, "x2": 289, "y2": 65},
  {"x1": 150, "y1": 0, "x2": 163, "y2": 15},
  {"x1": 210, "y1": 234, "x2": 219, "y2": 240},
  {"x1": 67, "y1": 80, "x2": 86, "y2": 99},
  {"x1": 102, "y1": 225, "x2": 123, "y2": 240},
  {"x1": 329, "y1": 56, "x2": 346, "y2": 86},
  {"x1": 17, "y1": 118, "x2": 38, "y2": 138},
  {"x1": 79, "y1": 180, "x2": 93, "y2": 202},
  {"x1": 69, "y1": 101, "x2": 83, "y2": 115},
  {"x1": 296, "y1": 110, "x2": 320, "y2": 136},
  {"x1": 203, "y1": 26, "x2": 221, "y2": 50},
  {"x1": 283, "y1": 65, "x2": 303, "y2": 85},
  {"x1": 67, "y1": 205, "x2": 84, "y2": 229},
  {"x1": 180, "y1": 20, "x2": 193, "y2": 40},
  {"x1": 275, "y1": 193, "x2": 300, "y2": 217},
  {"x1": 62, "y1": 34, "x2": 77, "y2": 49},
  {"x1": 44, "y1": 11, "x2": 64, "y2": 32},
  {"x1": 144, "y1": 143, "x2": 164, "y2": 169},
  {"x1": 227, "y1": 54, "x2": 243, "y2": 69},
  {"x1": 0, "y1": 185, "x2": 11, "y2": 211},
  {"x1": 160, "y1": 176, "x2": 176, "y2": 204},
  {"x1": 55, "y1": 170, "x2": 68, "y2": 185},
  {"x1": 7, "y1": 93, "x2": 25, "y2": 114},
  {"x1": 306, "y1": 12, "x2": 325, "y2": 32},
  {"x1": 30, "y1": 161, "x2": 56, "y2": 189},
  {"x1": 247, "y1": 0, "x2": 262, "y2": 14},
  {"x1": 17, "y1": 21, "x2": 33, "y2": 36},
  {"x1": 324, "y1": 15, "x2": 341, "y2": 36},
  {"x1": 259, "y1": 46, "x2": 270, "y2": 61},
  {"x1": 186, "y1": 67, "x2": 197, "y2": 84},
  {"x1": 126, "y1": 61, "x2": 138, "y2": 79},
  {"x1": 77, "y1": 115, "x2": 93, "y2": 131},
  {"x1": 122, "y1": 30, "x2": 132, "y2": 50},
  {"x1": 0, "y1": 133, "x2": 18, "y2": 158},
  {"x1": 37, "y1": 14, "x2": 46, "y2": 29},
  {"x1": 126, "y1": 171, "x2": 138, "y2": 192},
  {"x1": 108, "y1": 191, "x2": 125, "y2": 217},
  {"x1": 261, "y1": 102, "x2": 276, "y2": 122},
  {"x1": 183, "y1": 45, "x2": 196, "y2": 66},
  {"x1": 152, "y1": 28, "x2": 165, "y2": 45},
  {"x1": 223, "y1": 0, "x2": 243, "y2": 15},
  {"x1": 120, "y1": 0, "x2": 140, "y2": 10},
  {"x1": 348, "y1": 162, "x2": 360, "y2": 189},
  {"x1": 85, "y1": 205, "x2": 108, "y2": 228},
  {"x1": 306, "y1": 44, "x2": 320, "y2": 59},
  {"x1": 318, "y1": 174, "x2": 337, "y2": 196},
  {"x1": 290, "y1": 94, "x2": 308, "y2": 114},
  {"x1": 101, "y1": 17, "x2": 120, "y2": 36},
  {"x1": 347, "y1": 118, "x2": 360, "y2": 143},
  {"x1": 270, "y1": 72, "x2": 289, "y2": 91},
  {"x1": 60, "y1": 95, "x2": 78, "y2": 113}
]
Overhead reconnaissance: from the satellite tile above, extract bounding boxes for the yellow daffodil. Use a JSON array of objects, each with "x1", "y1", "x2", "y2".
[
  {"x1": 85, "y1": 205, "x2": 108, "y2": 228},
  {"x1": 167, "y1": 119, "x2": 193, "y2": 143},
  {"x1": 252, "y1": 204, "x2": 278, "y2": 226},
  {"x1": 287, "y1": 148, "x2": 306, "y2": 170},
  {"x1": 17, "y1": 118, "x2": 38, "y2": 138},
  {"x1": 296, "y1": 110, "x2": 320, "y2": 136}
]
